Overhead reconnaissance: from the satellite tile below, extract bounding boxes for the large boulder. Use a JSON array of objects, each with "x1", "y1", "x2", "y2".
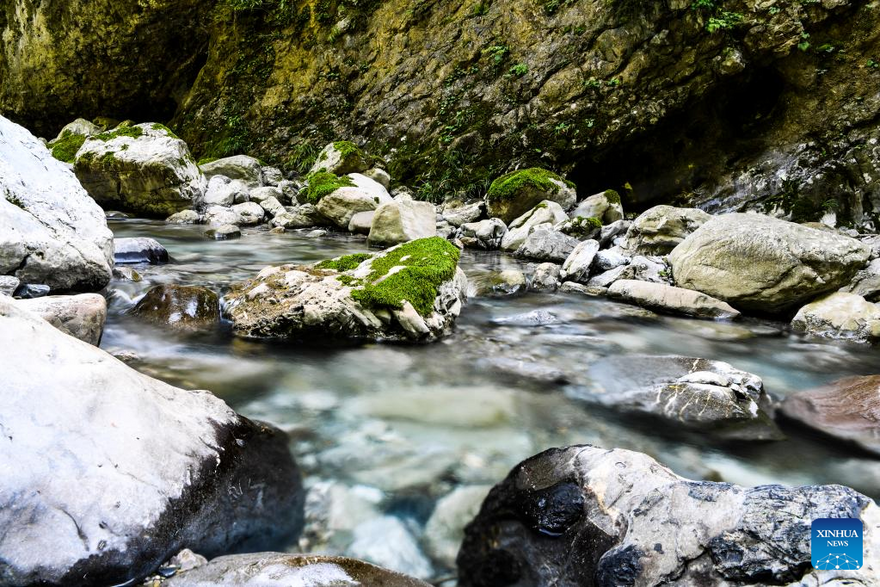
[
  {"x1": 781, "y1": 375, "x2": 880, "y2": 456},
  {"x1": 199, "y1": 155, "x2": 264, "y2": 188},
  {"x1": 131, "y1": 284, "x2": 220, "y2": 332},
  {"x1": 486, "y1": 169, "x2": 577, "y2": 224},
  {"x1": 308, "y1": 141, "x2": 370, "y2": 176},
  {"x1": 15, "y1": 293, "x2": 107, "y2": 345},
  {"x1": 0, "y1": 298, "x2": 305, "y2": 586},
  {"x1": 669, "y1": 213, "x2": 871, "y2": 313},
  {"x1": 0, "y1": 115, "x2": 114, "y2": 292},
  {"x1": 580, "y1": 355, "x2": 781, "y2": 440},
  {"x1": 458, "y1": 446, "x2": 880, "y2": 586},
  {"x1": 791, "y1": 291, "x2": 880, "y2": 343},
  {"x1": 514, "y1": 227, "x2": 579, "y2": 263},
  {"x1": 223, "y1": 237, "x2": 467, "y2": 343},
  {"x1": 74, "y1": 123, "x2": 206, "y2": 217},
  {"x1": 500, "y1": 200, "x2": 568, "y2": 252},
  {"x1": 626, "y1": 205, "x2": 711, "y2": 255},
  {"x1": 312, "y1": 173, "x2": 393, "y2": 229},
  {"x1": 608, "y1": 279, "x2": 740, "y2": 320},
  {"x1": 559, "y1": 240, "x2": 600, "y2": 283},
  {"x1": 47, "y1": 118, "x2": 101, "y2": 163},
  {"x1": 368, "y1": 199, "x2": 437, "y2": 246},
  {"x1": 165, "y1": 553, "x2": 431, "y2": 586}
]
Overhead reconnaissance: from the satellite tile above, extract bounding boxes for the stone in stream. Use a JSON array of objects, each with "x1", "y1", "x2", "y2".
[
  {"x1": 559, "y1": 239, "x2": 600, "y2": 283},
  {"x1": 15, "y1": 293, "x2": 107, "y2": 345},
  {"x1": 458, "y1": 445, "x2": 880, "y2": 587},
  {"x1": 200, "y1": 155, "x2": 265, "y2": 188},
  {"x1": 202, "y1": 176, "x2": 251, "y2": 207},
  {"x1": 74, "y1": 123, "x2": 207, "y2": 217},
  {"x1": 780, "y1": 375, "x2": 880, "y2": 456},
  {"x1": 791, "y1": 291, "x2": 880, "y2": 343},
  {"x1": 314, "y1": 173, "x2": 393, "y2": 229},
  {"x1": 500, "y1": 200, "x2": 569, "y2": 252},
  {"x1": 368, "y1": 199, "x2": 437, "y2": 246},
  {"x1": 471, "y1": 270, "x2": 527, "y2": 297},
  {"x1": 205, "y1": 224, "x2": 241, "y2": 240},
  {"x1": 231, "y1": 201, "x2": 265, "y2": 226},
  {"x1": 0, "y1": 275, "x2": 20, "y2": 297},
  {"x1": 442, "y1": 201, "x2": 485, "y2": 227},
  {"x1": 515, "y1": 227, "x2": 579, "y2": 263},
  {"x1": 349, "y1": 516, "x2": 434, "y2": 579},
  {"x1": 485, "y1": 168, "x2": 577, "y2": 224},
  {"x1": 608, "y1": 279, "x2": 740, "y2": 320},
  {"x1": 425, "y1": 485, "x2": 492, "y2": 569},
  {"x1": 165, "y1": 552, "x2": 431, "y2": 586},
  {"x1": 625, "y1": 205, "x2": 711, "y2": 255},
  {"x1": 223, "y1": 237, "x2": 467, "y2": 343},
  {"x1": 114, "y1": 236, "x2": 169, "y2": 265},
  {"x1": 0, "y1": 297, "x2": 305, "y2": 586},
  {"x1": 12, "y1": 283, "x2": 50, "y2": 299},
  {"x1": 580, "y1": 355, "x2": 782, "y2": 440},
  {"x1": 459, "y1": 218, "x2": 507, "y2": 250},
  {"x1": 530, "y1": 263, "x2": 561, "y2": 292},
  {"x1": 669, "y1": 213, "x2": 871, "y2": 313},
  {"x1": 0, "y1": 115, "x2": 114, "y2": 292},
  {"x1": 131, "y1": 284, "x2": 220, "y2": 331},
  {"x1": 167, "y1": 209, "x2": 202, "y2": 224}
]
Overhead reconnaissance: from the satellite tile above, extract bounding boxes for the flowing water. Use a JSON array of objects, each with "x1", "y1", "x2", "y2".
[{"x1": 105, "y1": 218, "x2": 880, "y2": 581}]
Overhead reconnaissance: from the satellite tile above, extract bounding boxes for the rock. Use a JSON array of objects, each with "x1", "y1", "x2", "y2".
[
  {"x1": 842, "y1": 257, "x2": 880, "y2": 301},
  {"x1": 592, "y1": 255, "x2": 669, "y2": 288},
  {"x1": 364, "y1": 167, "x2": 391, "y2": 189},
  {"x1": 348, "y1": 211, "x2": 375, "y2": 234},
  {"x1": 272, "y1": 205, "x2": 325, "y2": 229},
  {"x1": 301, "y1": 480, "x2": 383, "y2": 552},
  {"x1": 248, "y1": 185, "x2": 283, "y2": 204},
  {"x1": 580, "y1": 355, "x2": 781, "y2": 440},
  {"x1": 458, "y1": 446, "x2": 879, "y2": 587},
  {"x1": 594, "y1": 246, "x2": 630, "y2": 271},
  {"x1": 13, "y1": 283, "x2": 50, "y2": 299},
  {"x1": 780, "y1": 375, "x2": 880, "y2": 456},
  {"x1": 425, "y1": 486, "x2": 492, "y2": 569},
  {"x1": 669, "y1": 213, "x2": 871, "y2": 313},
  {"x1": 530, "y1": 263, "x2": 560, "y2": 292},
  {"x1": 571, "y1": 190, "x2": 623, "y2": 224},
  {"x1": 349, "y1": 517, "x2": 433, "y2": 579},
  {"x1": 0, "y1": 115, "x2": 114, "y2": 291},
  {"x1": 261, "y1": 166, "x2": 284, "y2": 186},
  {"x1": 500, "y1": 200, "x2": 568, "y2": 252},
  {"x1": 608, "y1": 280, "x2": 741, "y2": 320},
  {"x1": 205, "y1": 224, "x2": 241, "y2": 240},
  {"x1": 308, "y1": 141, "x2": 370, "y2": 176},
  {"x1": 223, "y1": 237, "x2": 467, "y2": 343},
  {"x1": 626, "y1": 205, "x2": 711, "y2": 255},
  {"x1": 200, "y1": 155, "x2": 264, "y2": 188},
  {"x1": 131, "y1": 284, "x2": 220, "y2": 332},
  {"x1": 369, "y1": 199, "x2": 436, "y2": 246},
  {"x1": 598, "y1": 219, "x2": 630, "y2": 247},
  {"x1": 442, "y1": 201, "x2": 484, "y2": 227},
  {"x1": 0, "y1": 298, "x2": 305, "y2": 586},
  {"x1": 486, "y1": 168, "x2": 577, "y2": 224},
  {"x1": 559, "y1": 239, "x2": 600, "y2": 283},
  {"x1": 471, "y1": 270, "x2": 527, "y2": 297},
  {"x1": 15, "y1": 293, "x2": 107, "y2": 345},
  {"x1": 47, "y1": 119, "x2": 100, "y2": 163},
  {"x1": 555, "y1": 216, "x2": 602, "y2": 240},
  {"x1": 231, "y1": 201, "x2": 266, "y2": 226},
  {"x1": 315, "y1": 175, "x2": 393, "y2": 229},
  {"x1": 459, "y1": 218, "x2": 507, "y2": 250},
  {"x1": 202, "y1": 176, "x2": 250, "y2": 207},
  {"x1": 166, "y1": 209, "x2": 201, "y2": 224},
  {"x1": 257, "y1": 196, "x2": 285, "y2": 218},
  {"x1": 74, "y1": 123, "x2": 206, "y2": 217},
  {"x1": 165, "y1": 553, "x2": 431, "y2": 586},
  {"x1": 559, "y1": 281, "x2": 595, "y2": 295},
  {"x1": 114, "y1": 237, "x2": 169, "y2": 265},
  {"x1": 791, "y1": 291, "x2": 880, "y2": 343},
  {"x1": 204, "y1": 205, "x2": 240, "y2": 226},
  {"x1": 515, "y1": 227, "x2": 579, "y2": 263},
  {"x1": 113, "y1": 266, "x2": 142, "y2": 282},
  {"x1": 0, "y1": 276, "x2": 20, "y2": 297}
]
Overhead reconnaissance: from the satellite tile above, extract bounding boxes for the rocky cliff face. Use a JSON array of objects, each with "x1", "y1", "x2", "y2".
[{"x1": 1, "y1": 0, "x2": 878, "y2": 225}]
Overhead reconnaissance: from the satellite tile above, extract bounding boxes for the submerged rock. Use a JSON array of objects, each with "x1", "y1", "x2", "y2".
[
  {"x1": 0, "y1": 298, "x2": 305, "y2": 586},
  {"x1": 626, "y1": 205, "x2": 711, "y2": 255},
  {"x1": 74, "y1": 123, "x2": 206, "y2": 217},
  {"x1": 608, "y1": 280, "x2": 740, "y2": 320},
  {"x1": 425, "y1": 485, "x2": 492, "y2": 569},
  {"x1": 471, "y1": 270, "x2": 527, "y2": 297},
  {"x1": 131, "y1": 284, "x2": 220, "y2": 332},
  {"x1": 781, "y1": 375, "x2": 880, "y2": 456},
  {"x1": 669, "y1": 213, "x2": 871, "y2": 313},
  {"x1": 15, "y1": 293, "x2": 107, "y2": 345},
  {"x1": 581, "y1": 355, "x2": 781, "y2": 440},
  {"x1": 792, "y1": 291, "x2": 880, "y2": 343},
  {"x1": 223, "y1": 237, "x2": 467, "y2": 343},
  {"x1": 205, "y1": 224, "x2": 241, "y2": 240},
  {"x1": 349, "y1": 517, "x2": 433, "y2": 579},
  {"x1": 0, "y1": 115, "x2": 114, "y2": 292},
  {"x1": 458, "y1": 446, "x2": 879, "y2": 586},
  {"x1": 165, "y1": 552, "x2": 431, "y2": 586},
  {"x1": 114, "y1": 237, "x2": 169, "y2": 265},
  {"x1": 486, "y1": 169, "x2": 576, "y2": 224}
]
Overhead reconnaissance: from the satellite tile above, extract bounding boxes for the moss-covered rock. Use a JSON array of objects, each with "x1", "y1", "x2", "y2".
[
  {"x1": 308, "y1": 141, "x2": 370, "y2": 176},
  {"x1": 486, "y1": 168, "x2": 576, "y2": 224},
  {"x1": 48, "y1": 119, "x2": 102, "y2": 163},
  {"x1": 223, "y1": 237, "x2": 467, "y2": 343}
]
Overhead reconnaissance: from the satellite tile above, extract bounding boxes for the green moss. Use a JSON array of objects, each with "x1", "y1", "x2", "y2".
[
  {"x1": 332, "y1": 140, "x2": 362, "y2": 159},
  {"x1": 151, "y1": 123, "x2": 180, "y2": 139},
  {"x1": 302, "y1": 171, "x2": 355, "y2": 204},
  {"x1": 50, "y1": 131, "x2": 86, "y2": 163},
  {"x1": 604, "y1": 189, "x2": 621, "y2": 204},
  {"x1": 99, "y1": 151, "x2": 118, "y2": 165},
  {"x1": 198, "y1": 156, "x2": 219, "y2": 165},
  {"x1": 486, "y1": 167, "x2": 569, "y2": 203},
  {"x1": 316, "y1": 253, "x2": 372, "y2": 272},
  {"x1": 351, "y1": 237, "x2": 460, "y2": 316},
  {"x1": 95, "y1": 126, "x2": 144, "y2": 141}
]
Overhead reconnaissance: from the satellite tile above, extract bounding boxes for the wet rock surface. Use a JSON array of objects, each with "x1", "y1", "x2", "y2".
[
  {"x1": 114, "y1": 236, "x2": 169, "y2": 265},
  {"x1": 131, "y1": 284, "x2": 220, "y2": 332}
]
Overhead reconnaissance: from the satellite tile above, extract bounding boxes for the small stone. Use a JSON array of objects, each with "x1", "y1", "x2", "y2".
[
  {"x1": 0, "y1": 276, "x2": 21, "y2": 297},
  {"x1": 205, "y1": 224, "x2": 241, "y2": 240},
  {"x1": 13, "y1": 284, "x2": 50, "y2": 299},
  {"x1": 114, "y1": 237, "x2": 169, "y2": 265},
  {"x1": 166, "y1": 210, "x2": 201, "y2": 224},
  {"x1": 530, "y1": 262, "x2": 561, "y2": 292}
]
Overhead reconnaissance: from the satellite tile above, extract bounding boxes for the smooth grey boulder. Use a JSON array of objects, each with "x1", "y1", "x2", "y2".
[
  {"x1": 515, "y1": 227, "x2": 578, "y2": 263},
  {"x1": 559, "y1": 239, "x2": 599, "y2": 283},
  {"x1": 202, "y1": 176, "x2": 250, "y2": 207},
  {"x1": 166, "y1": 209, "x2": 202, "y2": 224},
  {"x1": 608, "y1": 279, "x2": 740, "y2": 320},
  {"x1": 316, "y1": 175, "x2": 393, "y2": 229},
  {"x1": 501, "y1": 200, "x2": 569, "y2": 252},
  {"x1": 458, "y1": 446, "x2": 879, "y2": 586},
  {"x1": 669, "y1": 213, "x2": 871, "y2": 313},
  {"x1": 791, "y1": 291, "x2": 880, "y2": 343},
  {"x1": 442, "y1": 201, "x2": 484, "y2": 227},
  {"x1": 165, "y1": 553, "x2": 431, "y2": 586},
  {"x1": 231, "y1": 201, "x2": 265, "y2": 226},
  {"x1": 580, "y1": 355, "x2": 782, "y2": 440},
  {"x1": 272, "y1": 204, "x2": 326, "y2": 229},
  {"x1": 114, "y1": 237, "x2": 169, "y2": 265},
  {"x1": 368, "y1": 199, "x2": 437, "y2": 246},
  {"x1": 200, "y1": 155, "x2": 264, "y2": 188},
  {"x1": 15, "y1": 293, "x2": 106, "y2": 345},
  {"x1": 0, "y1": 115, "x2": 114, "y2": 292},
  {"x1": 626, "y1": 205, "x2": 711, "y2": 255},
  {"x1": 587, "y1": 255, "x2": 668, "y2": 289},
  {"x1": 0, "y1": 298, "x2": 305, "y2": 587}
]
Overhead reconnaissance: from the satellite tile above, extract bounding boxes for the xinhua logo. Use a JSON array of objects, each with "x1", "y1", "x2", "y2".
[{"x1": 811, "y1": 518, "x2": 863, "y2": 570}]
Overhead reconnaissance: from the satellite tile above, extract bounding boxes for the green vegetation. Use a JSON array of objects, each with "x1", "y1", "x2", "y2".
[
  {"x1": 349, "y1": 237, "x2": 461, "y2": 316},
  {"x1": 691, "y1": 0, "x2": 743, "y2": 33},
  {"x1": 332, "y1": 140, "x2": 362, "y2": 158},
  {"x1": 565, "y1": 215, "x2": 602, "y2": 238},
  {"x1": 507, "y1": 63, "x2": 528, "y2": 77},
  {"x1": 198, "y1": 156, "x2": 219, "y2": 165},
  {"x1": 316, "y1": 253, "x2": 372, "y2": 272},
  {"x1": 50, "y1": 131, "x2": 86, "y2": 163},
  {"x1": 486, "y1": 167, "x2": 572, "y2": 203},
  {"x1": 301, "y1": 171, "x2": 355, "y2": 203},
  {"x1": 604, "y1": 189, "x2": 621, "y2": 204},
  {"x1": 95, "y1": 125, "x2": 144, "y2": 141},
  {"x1": 151, "y1": 123, "x2": 180, "y2": 139},
  {"x1": 287, "y1": 142, "x2": 320, "y2": 174}
]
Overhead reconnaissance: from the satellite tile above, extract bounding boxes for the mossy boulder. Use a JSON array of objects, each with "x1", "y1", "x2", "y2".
[
  {"x1": 308, "y1": 141, "x2": 370, "y2": 176},
  {"x1": 223, "y1": 237, "x2": 467, "y2": 343},
  {"x1": 131, "y1": 284, "x2": 220, "y2": 332},
  {"x1": 74, "y1": 123, "x2": 206, "y2": 217},
  {"x1": 313, "y1": 173, "x2": 393, "y2": 229},
  {"x1": 486, "y1": 168, "x2": 576, "y2": 224},
  {"x1": 571, "y1": 190, "x2": 623, "y2": 224},
  {"x1": 48, "y1": 119, "x2": 102, "y2": 163}
]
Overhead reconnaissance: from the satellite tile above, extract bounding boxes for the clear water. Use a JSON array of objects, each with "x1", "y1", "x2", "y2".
[{"x1": 105, "y1": 218, "x2": 880, "y2": 579}]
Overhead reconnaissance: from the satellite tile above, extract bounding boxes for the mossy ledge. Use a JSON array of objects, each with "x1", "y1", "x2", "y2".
[
  {"x1": 486, "y1": 168, "x2": 573, "y2": 203},
  {"x1": 50, "y1": 131, "x2": 86, "y2": 163},
  {"x1": 301, "y1": 171, "x2": 355, "y2": 204}
]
